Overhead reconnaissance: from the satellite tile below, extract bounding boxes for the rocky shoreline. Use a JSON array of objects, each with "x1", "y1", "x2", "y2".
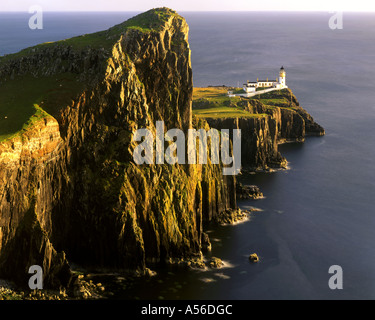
[
  {"x1": 0, "y1": 187, "x2": 262, "y2": 300},
  {"x1": 0, "y1": 274, "x2": 106, "y2": 300}
]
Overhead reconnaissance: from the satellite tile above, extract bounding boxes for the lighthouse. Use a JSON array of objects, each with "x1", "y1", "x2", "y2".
[
  {"x1": 278, "y1": 66, "x2": 286, "y2": 87},
  {"x1": 240, "y1": 67, "x2": 288, "y2": 94}
]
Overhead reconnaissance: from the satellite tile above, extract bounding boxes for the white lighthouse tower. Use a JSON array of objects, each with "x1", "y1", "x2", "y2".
[{"x1": 278, "y1": 66, "x2": 286, "y2": 87}]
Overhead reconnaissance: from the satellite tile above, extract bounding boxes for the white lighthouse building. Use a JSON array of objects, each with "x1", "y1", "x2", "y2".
[
  {"x1": 275, "y1": 66, "x2": 286, "y2": 88},
  {"x1": 243, "y1": 66, "x2": 288, "y2": 93}
]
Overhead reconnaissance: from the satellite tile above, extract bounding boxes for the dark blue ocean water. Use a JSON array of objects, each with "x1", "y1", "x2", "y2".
[{"x1": 1, "y1": 11, "x2": 375, "y2": 299}]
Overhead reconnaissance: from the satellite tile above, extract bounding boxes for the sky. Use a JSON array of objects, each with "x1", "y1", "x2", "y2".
[{"x1": 1, "y1": 0, "x2": 375, "y2": 12}]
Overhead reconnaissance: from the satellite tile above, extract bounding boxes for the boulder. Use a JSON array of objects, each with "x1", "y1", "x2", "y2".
[{"x1": 249, "y1": 253, "x2": 259, "y2": 263}]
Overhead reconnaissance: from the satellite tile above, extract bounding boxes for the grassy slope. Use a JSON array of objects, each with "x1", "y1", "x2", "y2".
[
  {"x1": 252, "y1": 89, "x2": 295, "y2": 108},
  {"x1": 0, "y1": 8, "x2": 179, "y2": 62},
  {"x1": 193, "y1": 87, "x2": 263, "y2": 118},
  {"x1": 0, "y1": 74, "x2": 84, "y2": 141},
  {"x1": 192, "y1": 87, "x2": 293, "y2": 119},
  {"x1": 0, "y1": 8, "x2": 179, "y2": 142}
]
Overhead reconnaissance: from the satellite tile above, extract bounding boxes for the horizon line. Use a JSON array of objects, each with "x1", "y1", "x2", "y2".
[{"x1": 0, "y1": 9, "x2": 375, "y2": 13}]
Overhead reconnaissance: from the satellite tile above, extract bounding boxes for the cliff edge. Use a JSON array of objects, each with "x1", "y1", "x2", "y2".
[
  {"x1": 0, "y1": 8, "x2": 236, "y2": 289},
  {"x1": 193, "y1": 87, "x2": 325, "y2": 170}
]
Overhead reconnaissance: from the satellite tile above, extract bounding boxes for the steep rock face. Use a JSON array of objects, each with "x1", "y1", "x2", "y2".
[
  {"x1": 206, "y1": 117, "x2": 286, "y2": 170},
  {"x1": 206, "y1": 89, "x2": 324, "y2": 169},
  {"x1": 293, "y1": 106, "x2": 325, "y2": 136},
  {"x1": 0, "y1": 8, "x2": 235, "y2": 288},
  {"x1": 278, "y1": 108, "x2": 305, "y2": 142},
  {"x1": 0, "y1": 116, "x2": 71, "y2": 287}
]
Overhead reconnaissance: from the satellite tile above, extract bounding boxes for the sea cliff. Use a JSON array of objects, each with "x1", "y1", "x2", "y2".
[
  {"x1": 0, "y1": 8, "x2": 324, "y2": 293},
  {"x1": 0, "y1": 8, "x2": 236, "y2": 289},
  {"x1": 193, "y1": 87, "x2": 324, "y2": 170}
]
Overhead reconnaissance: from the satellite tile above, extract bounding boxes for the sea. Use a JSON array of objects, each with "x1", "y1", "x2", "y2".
[{"x1": 1, "y1": 11, "x2": 375, "y2": 300}]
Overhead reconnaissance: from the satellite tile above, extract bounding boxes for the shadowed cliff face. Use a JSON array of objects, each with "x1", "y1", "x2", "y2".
[
  {"x1": 206, "y1": 116, "x2": 286, "y2": 170},
  {"x1": 0, "y1": 8, "x2": 235, "y2": 288}
]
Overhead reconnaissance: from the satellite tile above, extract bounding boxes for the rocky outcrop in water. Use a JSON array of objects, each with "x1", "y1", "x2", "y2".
[{"x1": 236, "y1": 183, "x2": 263, "y2": 199}]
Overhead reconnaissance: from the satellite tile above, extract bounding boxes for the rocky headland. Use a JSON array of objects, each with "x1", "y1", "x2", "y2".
[
  {"x1": 193, "y1": 87, "x2": 325, "y2": 170},
  {"x1": 0, "y1": 8, "x2": 324, "y2": 299}
]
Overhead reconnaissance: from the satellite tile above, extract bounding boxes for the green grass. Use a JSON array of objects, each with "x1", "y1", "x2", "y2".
[
  {"x1": 254, "y1": 88, "x2": 290, "y2": 100},
  {"x1": 112, "y1": 8, "x2": 180, "y2": 33},
  {"x1": 0, "y1": 8, "x2": 181, "y2": 63},
  {"x1": 248, "y1": 88, "x2": 294, "y2": 107},
  {"x1": 0, "y1": 9, "x2": 179, "y2": 143},
  {"x1": 192, "y1": 87, "x2": 297, "y2": 119},
  {"x1": 193, "y1": 107, "x2": 267, "y2": 119},
  {"x1": 11, "y1": 104, "x2": 52, "y2": 139},
  {"x1": 0, "y1": 8, "x2": 183, "y2": 143},
  {"x1": 193, "y1": 87, "x2": 267, "y2": 119},
  {"x1": 0, "y1": 28, "x2": 112, "y2": 64},
  {"x1": 193, "y1": 87, "x2": 229, "y2": 100},
  {"x1": 193, "y1": 89, "x2": 242, "y2": 112},
  {"x1": 0, "y1": 73, "x2": 84, "y2": 141},
  {"x1": 62, "y1": 8, "x2": 182, "y2": 50}
]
